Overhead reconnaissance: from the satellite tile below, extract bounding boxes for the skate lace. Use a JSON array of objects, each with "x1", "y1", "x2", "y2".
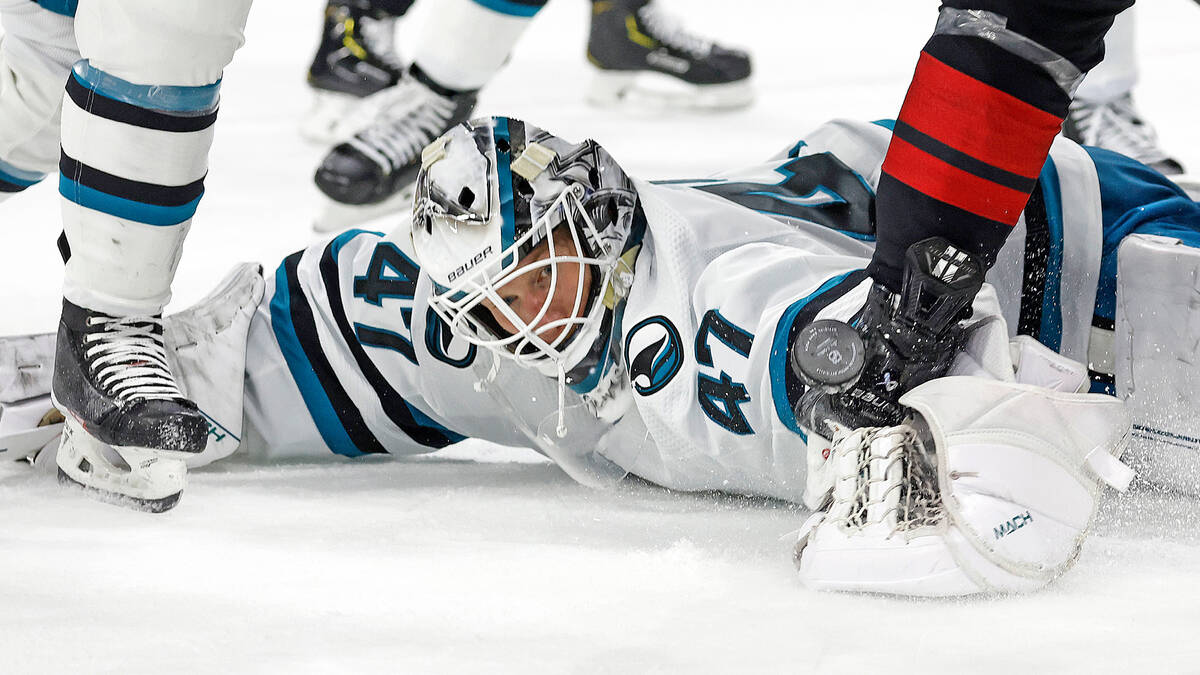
[
  {"x1": 348, "y1": 77, "x2": 457, "y2": 171},
  {"x1": 637, "y1": 4, "x2": 713, "y2": 57},
  {"x1": 830, "y1": 425, "x2": 943, "y2": 537},
  {"x1": 360, "y1": 15, "x2": 404, "y2": 72},
  {"x1": 84, "y1": 316, "x2": 185, "y2": 403},
  {"x1": 1070, "y1": 94, "x2": 1168, "y2": 164}
]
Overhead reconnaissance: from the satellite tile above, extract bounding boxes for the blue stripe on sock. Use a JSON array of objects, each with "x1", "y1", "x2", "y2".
[
  {"x1": 72, "y1": 60, "x2": 221, "y2": 113},
  {"x1": 470, "y1": 0, "x2": 543, "y2": 17},
  {"x1": 59, "y1": 176, "x2": 201, "y2": 226},
  {"x1": 269, "y1": 261, "x2": 364, "y2": 458},
  {"x1": 0, "y1": 159, "x2": 44, "y2": 188},
  {"x1": 35, "y1": 0, "x2": 77, "y2": 16}
]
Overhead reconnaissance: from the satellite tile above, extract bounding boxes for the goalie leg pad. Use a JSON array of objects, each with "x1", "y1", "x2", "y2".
[
  {"x1": 1115, "y1": 233, "x2": 1200, "y2": 496},
  {"x1": 166, "y1": 262, "x2": 265, "y2": 468}
]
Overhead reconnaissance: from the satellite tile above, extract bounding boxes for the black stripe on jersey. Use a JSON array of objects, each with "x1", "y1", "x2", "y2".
[
  {"x1": 892, "y1": 120, "x2": 1037, "y2": 194},
  {"x1": 780, "y1": 270, "x2": 872, "y2": 413},
  {"x1": 281, "y1": 251, "x2": 390, "y2": 455},
  {"x1": 59, "y1": 152, "x2": 205, "y2": 206},
  {"x1": 923, "y1": 34, "x2": 1070, "y2": 118},
  {"x1": 66, "y1": 74, "x2": 218, "y2": 133},
  {"x1": 317, "y1": 242, "x2": 463, "y2": 449},
  {"x1": 1017, "y1": 181, "x2": 1050, "y2": 339}
]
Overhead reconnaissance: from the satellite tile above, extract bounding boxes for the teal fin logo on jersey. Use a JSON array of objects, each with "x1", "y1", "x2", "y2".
[{"x1": 625, "y1": 316, "x2": 683, "y2": 396}]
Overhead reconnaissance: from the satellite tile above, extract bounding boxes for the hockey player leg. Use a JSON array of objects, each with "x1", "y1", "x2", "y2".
[
  {"x1": 794, "y1": 375, "x2": 1132, "y2": 597},
  {"x1": 1115, "y1": 234, "x2": 1200, "y2": 496},
  {"x1": 52, "y1": 0, "x2": 253, "y2": 466},
  {"x1": 312, "y1": 0, "x2": 542, "y2": 230},
  {"x1": 59, "y1": 263, "x2": 261, "y2": 511},
  {"x1": 0, "y1": 0, "x2": 79, "y2": 199},
  {"x1": 302, "y1": 0, "x2": 413, "y2": 144},
  {"x1": 585, "y1": 0, "x2": 753, "y2": 111}
]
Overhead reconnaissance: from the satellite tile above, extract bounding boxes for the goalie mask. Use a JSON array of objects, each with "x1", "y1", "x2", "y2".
[{"x1": 411, "y1": 117, "x2": 642, "y2": 416}]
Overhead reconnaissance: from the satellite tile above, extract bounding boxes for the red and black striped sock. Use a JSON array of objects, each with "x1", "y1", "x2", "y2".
[{"x1": 867, "y1": 2, "x2": 1131, "y2": 292}]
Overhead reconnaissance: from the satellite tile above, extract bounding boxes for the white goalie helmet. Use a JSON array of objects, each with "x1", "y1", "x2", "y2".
[{"x1": 411, "y1": 116, "x2": 642, "y2": 399}]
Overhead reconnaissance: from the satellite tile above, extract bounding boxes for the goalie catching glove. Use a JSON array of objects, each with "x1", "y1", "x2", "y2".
[{"x1": 792, "y1": 326, "x2": 1134, "y2": 597}]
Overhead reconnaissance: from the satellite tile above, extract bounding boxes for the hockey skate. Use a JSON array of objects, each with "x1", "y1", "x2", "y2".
[
  {"x1": 1063, "y1": 93, "x2": 1185, "y2": 176},
  {"x1": 586, "y1": 0, "x2": 753, "y2": 111},
  {"x1": 312, "y1": 66, "x2": 477, "y2": 233},
  {"x1": 302, "y1": 0, "x2": 406, "y2": 145},
  {"x1": 791, "y1": 237, "x2": 984, "y2": 434},
  {"x1": 47, "y1": 263, "x2": 265, "y2": 511}
]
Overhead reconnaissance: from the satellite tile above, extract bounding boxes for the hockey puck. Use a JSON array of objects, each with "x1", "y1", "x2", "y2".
[{"x1": 790, "y1": 319, "x2": 865, "y2": 391}]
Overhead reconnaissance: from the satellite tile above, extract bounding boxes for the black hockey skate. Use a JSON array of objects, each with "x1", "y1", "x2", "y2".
[
  {"x1": 791, "y1": 238, "x2": 984, "y2": 434},
  {"x1": 1063, "y1": 93, "x2": 1185, "y2": 176},
  {"x1": 303, "y1": 0, "x2": 406, "y2": 144},
  {"x1": 586, "y1": 0, "x2": 752, "y2": 110},
  {"x1": 51, "y1": 299, "x2": 208, "y2": 457},
  {"x1": 312, "y1": 65, "x2": 477, "y2": 231}
]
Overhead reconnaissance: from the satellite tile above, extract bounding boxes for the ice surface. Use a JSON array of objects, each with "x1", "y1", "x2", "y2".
[{"x1": 2, "y1": 1, "x2": 1199, "y2": 672}]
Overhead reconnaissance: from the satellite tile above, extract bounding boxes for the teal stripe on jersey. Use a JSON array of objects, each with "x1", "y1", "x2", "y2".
[
  {"x1": 269, "y1": 260, "x2": 365, "y2": 458},
  {"x1": 768, "y1": 271, "x2": 860, "y2": 441},
  {"x1": 72, "y1": 60, "x2": 221, "y2": 113},
  {"x1": 58, "y1": 176, "x2": 202, "y2": 226},
  {"x1": 1037, "y1": 158, "x2": 1065, "y2": 352},
  {"x1": 470, "y1": 0, "x2": 544, "y2": 17}
]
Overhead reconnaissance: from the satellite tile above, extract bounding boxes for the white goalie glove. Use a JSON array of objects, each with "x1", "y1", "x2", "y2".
[{"x1": 793, "y1": 319, "x2": 1134, "y2": 596}]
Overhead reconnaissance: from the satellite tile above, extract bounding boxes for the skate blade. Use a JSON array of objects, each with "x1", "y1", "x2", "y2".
[
  {"x1": 586, "y1": 70, "x2": 755, "y2": 112},
  {"x1": 56, "y1": 418, "x2": 187, "y2": 512},
  {"x1": 312, "y1": 186, "x2": 414, "y2": 234},
  {"x1": 57, "y1": 467, "x2": 181, "y2": 513}
]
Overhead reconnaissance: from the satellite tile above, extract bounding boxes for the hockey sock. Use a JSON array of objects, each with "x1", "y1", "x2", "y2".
[
  {"x1": 411, "y1": 0, "x2": 547, "y2": 92},
  {"x1": 58, "y1": 60, "x2": 217, "y2": 315},
  {"x1": 0, "y1": 159, "x2": 43, "y2": 198},
  {"x1": 868, "y1": 3, "x2": 1130, "y2": 292}
]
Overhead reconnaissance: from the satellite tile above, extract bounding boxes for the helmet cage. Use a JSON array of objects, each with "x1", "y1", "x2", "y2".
[{"x1": 426, "y1": 182, "x2": 619, "y2": 373}]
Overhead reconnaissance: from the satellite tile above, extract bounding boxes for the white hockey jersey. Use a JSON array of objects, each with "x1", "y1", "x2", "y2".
[{"x1": 250, "y1": 119, "x2": 1121, "y2": 502}]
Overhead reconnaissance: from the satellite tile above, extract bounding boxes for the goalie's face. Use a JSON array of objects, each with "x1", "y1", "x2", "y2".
[{"x1": 479, "y1": 227, "x2": 595, "y2": 346}]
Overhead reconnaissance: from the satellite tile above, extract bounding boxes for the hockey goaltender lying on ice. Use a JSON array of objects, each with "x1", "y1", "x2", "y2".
[{"x1": 3, "y1": 117, "x2": 1199, "y2": 597}]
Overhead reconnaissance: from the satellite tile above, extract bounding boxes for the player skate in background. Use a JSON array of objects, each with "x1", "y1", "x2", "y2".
[
  {"x1": 311, "y1": 0, "x2": 752, "y2": 231},
  {"x1": 7, "y1": 115, "x2": 1199, "y2": 595},
  {"x1": 1063, "y1": 6, "x2": 1186, "y2": 176},
  {"x1": 302, "y1": 0, "x2": 411, "y2": 144},
  {"x1": 0, "y1": 0, "x2": 255, "y2": 508}
]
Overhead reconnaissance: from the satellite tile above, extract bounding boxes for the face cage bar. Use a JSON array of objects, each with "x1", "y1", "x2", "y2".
[{"x1": 427, "y1": 184, "x2": 618, "y2": 370}]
